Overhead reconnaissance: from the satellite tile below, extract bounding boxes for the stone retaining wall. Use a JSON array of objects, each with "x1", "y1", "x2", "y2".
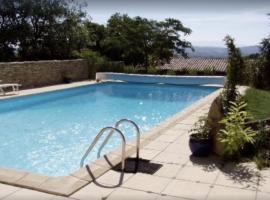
[{"x1": 0, "y1": 59, "x2": 89, "y2": 88}]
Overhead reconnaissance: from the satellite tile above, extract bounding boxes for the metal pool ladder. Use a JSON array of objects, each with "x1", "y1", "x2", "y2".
[{"x1": 80, "y1": 119, "x2": 141, "y2": 172}]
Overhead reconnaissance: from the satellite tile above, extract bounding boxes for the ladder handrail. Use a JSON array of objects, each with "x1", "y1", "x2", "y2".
[
  {"x1": 80, "y1": 127, "x2": 126, "y2": 171},
  {"x1": 97, "y1": 119, "x2": 140, "y2": 163}
]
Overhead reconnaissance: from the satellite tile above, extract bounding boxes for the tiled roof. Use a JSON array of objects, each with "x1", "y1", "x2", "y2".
[{"x1": 157, "y1": 58, "x2": 228, "y2": 72}]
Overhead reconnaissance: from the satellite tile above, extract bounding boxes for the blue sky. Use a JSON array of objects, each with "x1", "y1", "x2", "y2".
[{"x1": 80, "y1": 0, "x2": 269, "y2": 47}]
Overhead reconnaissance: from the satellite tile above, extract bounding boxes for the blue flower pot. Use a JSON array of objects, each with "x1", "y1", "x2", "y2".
[{"x1": 189, "y1": 134, "x2": 212, "y2": 157}]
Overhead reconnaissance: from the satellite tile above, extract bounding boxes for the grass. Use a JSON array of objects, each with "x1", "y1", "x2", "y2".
[{"x1": 244, "y1": 88, "x2": 270, "y2": 120}]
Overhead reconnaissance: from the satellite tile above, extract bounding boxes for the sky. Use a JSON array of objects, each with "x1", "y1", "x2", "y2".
[{"x1": 79, "y1": 0, "x2": 270, "y2": 47}]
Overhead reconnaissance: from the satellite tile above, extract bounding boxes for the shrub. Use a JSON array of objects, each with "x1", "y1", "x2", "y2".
[
  {"x1": 166, "y1": 70, "x2": 176, "y2": 75},
  {"x1": 186, "y1": 68, "x2": 198, "y2": 75},
  {"x1": 147, "y1": 66, "x2": 158, "y2": 74},
  {"x1": 189, "y1": 116, "x2": 211, "y2": 139},
  {"x1": 253, "y1": 121, "x2": 270, "y2": 169},
  {"x1": 123, "y1": 66, "x2": 138, "y2": 74},
  {"x1": 73, "y1": 49, "x2": 126, "y2": 76},
  {"x1": 260, "y1": 37, "x2": 270, "y2": 89},
  {"x1": 221, "y1": 36, "x2": 245, "y2": 113},
  {"x1": 72, "y1": 49, "x2": 107, "y2": 78},
  {"x1": 218, "y1": 100, "x2": 257, "y2": 160},
  {"x1": 202, "y1": 67, "x2": 217, "y2": 75}
]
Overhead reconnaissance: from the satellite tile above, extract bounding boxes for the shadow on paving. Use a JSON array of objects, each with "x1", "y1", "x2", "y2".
[
  {"x1": 189, "y1": 154, "x2": 260, "y2": 186},
  {"x1": 85, "y1": 157, "x2": 163, "y2": 189}
]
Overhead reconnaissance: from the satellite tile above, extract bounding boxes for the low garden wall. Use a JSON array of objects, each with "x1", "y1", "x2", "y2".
[
  {"x1": 0, "y1": 59, "x2": 89, "y2": 88},
  {"x1": 96, "y1": 72, "x2": 226, "y2": 86}
]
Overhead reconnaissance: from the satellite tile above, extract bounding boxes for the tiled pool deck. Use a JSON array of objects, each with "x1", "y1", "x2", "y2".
[{"x1": 0, "y1": 82, "x2": 270, "y2": 200}]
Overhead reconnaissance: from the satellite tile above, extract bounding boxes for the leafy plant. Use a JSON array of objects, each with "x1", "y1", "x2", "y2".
[
  {"x1": 221, "y1": 36, "x2": 245, "y2": 113},
  {"x1": 189, "y1": 116, "x2": 211, "y2": 139},
  {"x1": 123, "y1": 66, "x2": 139, "y2": 74},
  {"x1": 218, "y1": 100, "x2": 257, "y2": 159},
  {"x1": 253, "y1": 121, "x2": 270, "y2": 169},
  {"x1": 147, "y1": 66, "x2": 158, "y2": 74},
  {"x1": 167, "y1": 70, "x2": 176, "y2": 76},
  {"x1": 202, "y1": 66, "x2": 217, "y2": 75}
]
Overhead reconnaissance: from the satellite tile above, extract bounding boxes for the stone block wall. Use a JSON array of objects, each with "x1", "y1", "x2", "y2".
[{"x1": 0, "y1": 59, "x2": 89, "y2": 88}]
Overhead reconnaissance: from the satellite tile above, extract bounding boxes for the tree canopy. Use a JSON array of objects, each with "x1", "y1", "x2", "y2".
[
  {"x1": 0, "y1": 0, "x2": 90, "y2": 61},
  {"x1": 100, "y1": 14, "x2": 192, "y2": 68},
  {"x1": 0, "y1": 0, "x2": 193, "y2": 67}
]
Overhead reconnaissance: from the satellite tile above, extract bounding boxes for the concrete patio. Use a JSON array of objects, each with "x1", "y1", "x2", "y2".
[{"x1": 0, "y1": 101, "x2": 270, "y2": 200}]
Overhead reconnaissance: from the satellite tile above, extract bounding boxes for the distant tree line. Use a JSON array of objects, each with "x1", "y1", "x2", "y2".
[{"x1": 0, "y1": 0, "x2": 193, "y2": 68}]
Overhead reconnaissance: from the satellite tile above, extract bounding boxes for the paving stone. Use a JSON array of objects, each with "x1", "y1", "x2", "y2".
[
  {"x1": 4, "y1": 189, "x2": 54, "y2": 200},
  {"x1": 256, "y1": 192, "x2": 270, "y2": 200},
  {"x1": 71, "y1": 182, "x2": 115, "y2": 200},
  {"x1": 16, "y1": 173, "x2": 49, "y2": 188},
  {"x1": 96, "y1": 170, "x2": 133, "y2": 187},
  {"x1": 130, "y1": 149, "x2": 161, "y2": 160},
  {"x1": 215, "y1": 162, "x2": 259, "y2": 190},
  {"x1": 162, "y1": 129, "x2": 186, "y2": 137},
  {"x1": 163, "y1": 143, "x2": 190, "y2": 155},
  {"x1": 0, "y1": 184, "x2": 20, "y2": 199},
  {"x1": 152, "y1": 152, "x2": 188, "y2": 165},
  {"x1": 143, "y1": 140, "x2": 170, "y2": 151},
  {"x1": 156, "y1": 194, "x2": 187, "y2": 200},
  {"x1": 39, "y1": 176, "x2": 88, "y2": 196},
  {"x1": 107, "y1": 188, "x2": 157, "y2": 200},
  {"x1": 154, "y1": 164, "x2": 182, "y2": 179},
  {"x1": 170, "y1": 123, "x2": 194, "y2": 131},
  {"x1": 50, "y1": 196, "x2": 75, "y2": 200},
  {"x1": 162, "y1": 179, "x2": 211, "y2": 200},
  {"x1": 176, "y1": 165, "x2": 219, "y2": 184},
  {"x1": 258, "y1": 169, "x2": 270, "y2": 193},
  {"x1": 176, "y1": 117, "x2": 200, "y2": 125},
  {"x1": 156, "y1": 134, "x2": 180, "y2": 143},
  {"x1": 172, "y1": 134, "x2": 190, "y2": 145},
  {"x1": 123, "y1": 173, "x2": 170, "y2": 193},
  {"x1": 207, "y1": 185, "x2": 256, "y2": 200},
  {"x1": 185, "y1": 155, "x2": 223, "y2": 169}
]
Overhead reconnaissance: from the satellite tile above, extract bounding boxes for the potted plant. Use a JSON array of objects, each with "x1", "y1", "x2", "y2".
[{"x1": 189, "y1": 116, "x2": 212, "y2": 157}]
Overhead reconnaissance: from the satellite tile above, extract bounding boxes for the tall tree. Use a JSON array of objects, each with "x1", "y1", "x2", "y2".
[
  {"x1": 102, "y1": 13, "x2": 192, "y2": 68},
  {"x1": 222, "y1": 35, "x2": 245, "y2": 113},
  {"x1": 0, "y1": 0, "x2": 90, "y2": 61},
  {"x1": 260, "y1": 37, "x2": 270, "y2": 89}
]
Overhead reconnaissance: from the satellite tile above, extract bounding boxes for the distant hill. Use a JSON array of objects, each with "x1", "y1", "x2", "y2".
[{"x1": 186, "y1": 46, "x2": 260, "y2": 58}]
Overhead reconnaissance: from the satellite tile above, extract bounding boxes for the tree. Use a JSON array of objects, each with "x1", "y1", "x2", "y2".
[
  {"x1": 260, "y1": 37, "x2": 270, "y2": 89},
  {"x1": 222, "y1": 35, "x2": 245, "y2": 113},
  {"x1": 0, "y1": 0, "x2": 90, "y2": 61},
  {"x1": 0, "y1": 0, "x2": 19, "y2": 61},
  {"x1": 101, "y1": 13, "x2": 192, "y2": 68}
]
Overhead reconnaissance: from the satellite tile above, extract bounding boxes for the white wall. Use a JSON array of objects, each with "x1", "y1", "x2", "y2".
[{"x1": 96, "y1": 72, "x2": 225, "y2": 86}]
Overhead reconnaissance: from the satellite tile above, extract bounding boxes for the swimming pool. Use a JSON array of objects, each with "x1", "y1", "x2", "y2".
[{"x1": 0, "y1": 82, "x2": 217, "y2": 176}]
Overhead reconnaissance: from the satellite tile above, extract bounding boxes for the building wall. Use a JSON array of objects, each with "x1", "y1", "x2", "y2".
[{"x1": 0, "y1": 59, "x2": 89, "y2": 88}]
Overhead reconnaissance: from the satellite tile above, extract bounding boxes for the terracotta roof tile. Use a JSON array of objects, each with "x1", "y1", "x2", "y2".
[{"x1": 157, "y1": 58, "x2": 228, "y2": 72}]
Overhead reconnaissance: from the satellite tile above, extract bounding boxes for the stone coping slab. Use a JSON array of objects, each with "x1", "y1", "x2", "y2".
[{"x1": 0, "y1": 81, "x2": 222, "y2": 196}]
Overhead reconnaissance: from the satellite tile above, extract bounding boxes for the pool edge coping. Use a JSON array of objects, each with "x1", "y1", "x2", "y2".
[{"x1": 0, "y1": 84, "x2": 223, "y2": 196}]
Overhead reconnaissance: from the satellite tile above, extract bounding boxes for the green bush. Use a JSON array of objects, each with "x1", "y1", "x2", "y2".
[
  {"x1": 189, "y1": 116, "x2": 211, "y2": 139},
  {"x1": 218, "y1": 100, "x2": 257, "y2": 160},
  {"x1": 166, "y1": 70, "x2": 176, "y2": 75},
  {"x1": 253, "y1": 121, "x2": 270, "y2": 169},
  {"x1": 123, "y1": 66, "x2": 139, "y2": 74},
  {"x1": 260, "y1": 37, "x2": 270, "y2": 89},
  {"x1": 147, "y1": 66, "x2": 158, "y2": 74},
  {"x1": 186, "y1": 68, "x2": 198, "y2": 75},
  {"x1": 202, "y1": 67, "x2": 217, "y2": 75},
  {"x1": 73, "y1": 49, "x2": 125, "y2": 77}
]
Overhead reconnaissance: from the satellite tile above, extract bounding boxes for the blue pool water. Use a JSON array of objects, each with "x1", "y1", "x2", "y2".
[{"x1": 0, "y1": 82, "x2": 216, "y2": 176}]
